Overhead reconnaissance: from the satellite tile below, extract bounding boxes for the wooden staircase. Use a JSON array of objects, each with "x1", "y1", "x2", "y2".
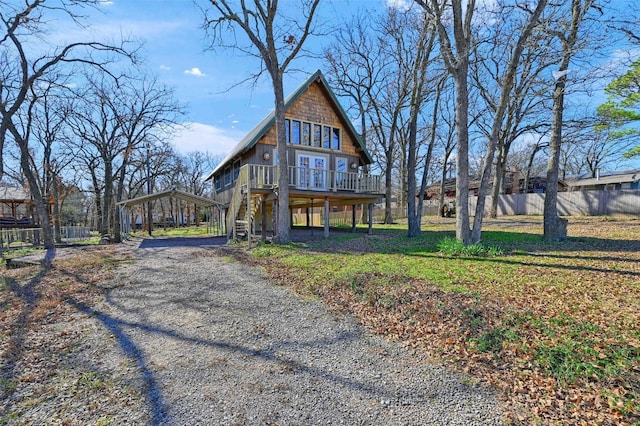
[{"x1": 226, "y1": 166, "x2": 265, "y2": 241}]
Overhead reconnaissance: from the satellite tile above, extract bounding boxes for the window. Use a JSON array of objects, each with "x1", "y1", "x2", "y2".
[
  {"x1": 302, "y1": 122, "x2": 311, "y2": 146},
  {"x1": 285, "y1": 118, "x2": 341, "y2": 151},
  {"x1": 215, "y1": 178, "x2": 221, "y2": 192},
  {"x1": 332, "y1": 128, "x2": 341, "y2": 150},
  {"x1": 336, "y1": 157, "x2": 347, "y2": 188},
  {"x1": 297, "y1": 153, "x2": 327, "y2": 191},
  {"x1": 233, "y1": 161, "x2": 240, "y2": 181},
  {"x1": 322, "y1": 126, "x2": 331, "y2": 149},
  {"x1": 313, "y1": 124, "x2": 321, "y2": 147},
  {"x1": 292, "y1": 120, "x2": 301, "y2": 144},
  {"x1": 224, "y1": 167, "x2": 231, "y2": 187},
  {"x1": 285, "y1": 119, "x2": 290, "y2": 144}
]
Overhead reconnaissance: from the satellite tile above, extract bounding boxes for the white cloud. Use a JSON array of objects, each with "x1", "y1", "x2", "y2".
[
  {"x1": 386, "y1": 0, "x2": 411, "y2": 10},
  {"x1": 159, "y1": 64, "x2": 171, "y2": 71},
  {"x1": 184, "y1": 67, "x2": 206, "y2": 77},
  {"x1": 170, "y1": 122, "x2": 242, "y2": 157}
]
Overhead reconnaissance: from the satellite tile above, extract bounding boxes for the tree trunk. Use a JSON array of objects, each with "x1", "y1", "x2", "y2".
[
  {"x1": 407, "y1": 111, "x2": 420, "y2": 237},
  {"x1": 544, "y1": 74, "x2": 569, "y2": 241},
  {"x1": 273, "y1": 74, "x2": 291, "y2": 244},
  {"x1": 384, "y1": 146, "x2": 394, "y2": 224},
  {"x1": 453, "y1": 69, "x2": 472, "y2": 244},
  {"x1": 16, "y1": 139, "x2": 55, "y2": 252},
  {"x1": 51, "y1": 178, "x2": 62, "y2": 244},
  {"x1": 489, "y1": 146, "x2": 506, "y2": 218},
  {"x1": 544, "y1": 0, "x2": 589, "y2": 241}
]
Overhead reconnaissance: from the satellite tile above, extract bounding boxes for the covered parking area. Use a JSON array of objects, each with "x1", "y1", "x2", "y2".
[{"x1": 117, "y1": 189, "x2": 225, "y2": 238}]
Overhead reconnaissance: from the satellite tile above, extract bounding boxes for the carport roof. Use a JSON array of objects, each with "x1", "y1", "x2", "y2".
[{"x1": 117, "y1": 189, "x2": 221, "y2": 209}]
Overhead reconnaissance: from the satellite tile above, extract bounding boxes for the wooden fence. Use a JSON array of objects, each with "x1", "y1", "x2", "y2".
[
  {"x1": 324, "y1": 190, "x2": 639, "y2": 225},
  {"x1": 468, "y1": 190, "x2": 640, "y2": 217}
]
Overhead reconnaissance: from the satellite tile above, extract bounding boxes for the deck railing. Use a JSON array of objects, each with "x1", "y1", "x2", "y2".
[{"x1": 247, "y1": 164, "x2": 381, "y2": 194}]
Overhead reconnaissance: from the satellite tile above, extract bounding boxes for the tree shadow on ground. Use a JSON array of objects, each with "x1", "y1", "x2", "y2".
[{"x1": 0, "y1": 266, "x2": 50, "y2": 412}]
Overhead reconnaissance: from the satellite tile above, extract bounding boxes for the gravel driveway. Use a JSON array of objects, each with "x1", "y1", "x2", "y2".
[{"x1": 94, "y1": 236, "x2": 504, "y2": 425}]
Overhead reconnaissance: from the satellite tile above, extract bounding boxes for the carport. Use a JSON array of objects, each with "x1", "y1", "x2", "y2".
[{"x1": 117, "y1": 189, "x2": 225, "y2": 238}]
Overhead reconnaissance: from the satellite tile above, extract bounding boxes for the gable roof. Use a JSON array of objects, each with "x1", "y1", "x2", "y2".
[
  {"x1": 0, "y1": 185, "x2": 30, "y2": 202},
  {"x1": 205, "y1": 70, "x2": 373, "y2": 181},
  {"x1": 117, "y1": 189, "x2": 222, "y2": 209}
]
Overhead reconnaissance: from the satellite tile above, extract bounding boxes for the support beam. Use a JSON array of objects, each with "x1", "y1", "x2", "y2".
[
  {"x1": 272, "y1": 200, "x2": 277, "y2": 238},
  {"x1": 261, "y1": 199, "x2": 267, "y2": 241},
  {"x1": 351, "y1": 204, "x2": 356, "y2": 233},
  {"x1": 247, "y1": 186, "x2": 251, "y2": 248},
  {"x1": 368, "y1": 203, "x2": 373, "y2": 235},
  {"x1": 324, "y1": 198, "x2": 330, "y2": 238},
  {"x1": 310, "y1": 199, "x2": 314, "y2": 237}
]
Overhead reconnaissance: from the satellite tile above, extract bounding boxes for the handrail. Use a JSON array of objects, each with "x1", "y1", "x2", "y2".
[
  {"x1": 226, "y1": 165, "x2": 249, "y2": 237},
  {"x1": 248, "y1": 164, "x2": 381, "y2": 193}
]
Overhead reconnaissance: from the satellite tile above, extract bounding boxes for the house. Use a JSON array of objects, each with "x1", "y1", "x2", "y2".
[
  {"x1": 425, "y1": 172, "x2": 567, "y2": 199},
  {"x1": 205, "y1": 70, "x2": 383, "y2": 239},
  {"x1": 565, "y1": 169, "x2": 640, "y2": 191}
]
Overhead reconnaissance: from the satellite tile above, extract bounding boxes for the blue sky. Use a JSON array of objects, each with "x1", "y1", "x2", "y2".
[
  {"x1": 76, "y1": 0, "x2": 390, "y2": 158},
  {"x1": 59, "y1": 0, "x2": 639, "y2": 170}
]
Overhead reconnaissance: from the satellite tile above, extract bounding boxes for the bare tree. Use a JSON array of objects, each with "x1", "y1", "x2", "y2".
[
  {"x1": 543, "y1": 0, "x2": 600, "y2": 241},
  {"x1": 30, "y1": 81, "x2": 78, "y2": 243},
  {"x1": 470, "y1": 3, "x2": 555, "y2": 218},
  {"x1": 200, "y1": 0, "x2": 322, "y2": 244},
  {"x1": 415, "y1": 0, "x2": 475, "y2": 244},
  {"x1": 68, "y1": 73, "x2": 183, "y2": 242},
  {"x1": 406, "y1": 19, "x2": 438, "y2": 237},
  {"x1": 325, "y1": 10, "x2": 386, "y2": 223},
  {"x1": 467, "y1": 0, "x2": 548, "y2": 242},
  {"x1": 0, "y1": 0, "x2": 135, "y2": 254}
]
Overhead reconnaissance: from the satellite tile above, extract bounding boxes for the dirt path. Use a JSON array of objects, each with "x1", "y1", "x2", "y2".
[
  {"x1": 62, "y1": 236, "x2": 501, "y2": 425},
  {"x1": 1, "y1": 237, "x2": 503, "y2": 425}
]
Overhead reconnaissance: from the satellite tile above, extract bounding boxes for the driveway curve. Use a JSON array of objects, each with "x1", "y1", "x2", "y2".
[{"x1": 98, "y1": 237, "x2": 504, "y2": 425}]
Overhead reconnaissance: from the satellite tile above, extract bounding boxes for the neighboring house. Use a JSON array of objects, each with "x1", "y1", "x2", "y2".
[
  {"x1": 425, "y1": 173, "x2": 567, "y2": 199},
  {"x1": 565, "y1": 169, "x2": 640, "y2": 191},
  {"x1": 205, "y1": 70, "x2": 383, "y2": 239}
]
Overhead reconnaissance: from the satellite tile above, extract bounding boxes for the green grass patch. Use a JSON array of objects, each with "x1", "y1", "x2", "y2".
[
  {"x1": 132, "y1": 225, "x2": 212, "y2": 237},
  {"x1": 247, "y1": 217, "x2": 640, "y2": 423},
  {"x1": 437, "y1": 237, "x2": 505, "y2": 257}
]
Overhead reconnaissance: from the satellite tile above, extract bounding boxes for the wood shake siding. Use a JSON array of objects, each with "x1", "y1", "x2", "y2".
[{"x1": 285, "y1": 82, "x2": 358, "y2": 156}]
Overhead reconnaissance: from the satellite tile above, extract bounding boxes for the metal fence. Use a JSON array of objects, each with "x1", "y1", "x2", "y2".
[{"x1": 0, "y1": 226, "x2": 92, "y2": 251}]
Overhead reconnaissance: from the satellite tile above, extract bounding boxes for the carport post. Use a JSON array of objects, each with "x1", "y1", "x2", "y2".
[{"x1": 368, "y1": 203, "x2": 373, "y2": 235}]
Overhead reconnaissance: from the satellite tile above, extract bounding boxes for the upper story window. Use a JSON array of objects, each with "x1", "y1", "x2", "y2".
[
  {"x1": 224, "y1": 167, "x2": 231, "y2": 187},
  {"x1": 285, "y1": 118, "x2": 341, "y2": 151},
  {"x1": 322, "y1": 126, "x2": 331, "y2": 149},
  {"x1": 332, "y1": 128, "x2": 340, "y2": 150},
  {"x1": 215, "y1": 178, "x2": 222, "y2": 192},
  {"x1": 291, "y1": 120, "x2": 301, "y2": 144},
  {"x1": 313, "y1": 124, "x2": 321, "y2": 147},
  {"x1": 233, "y1": 161, "x2": 240, "y2": 181}
]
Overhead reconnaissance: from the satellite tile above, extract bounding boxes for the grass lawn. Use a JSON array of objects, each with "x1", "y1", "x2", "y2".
[
  {"x1": 130, "y1": 224, "x2": 216, "y2": 237},
  {"x1": 247, "y1": 215, "x2": 640, "y2": 425}
]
